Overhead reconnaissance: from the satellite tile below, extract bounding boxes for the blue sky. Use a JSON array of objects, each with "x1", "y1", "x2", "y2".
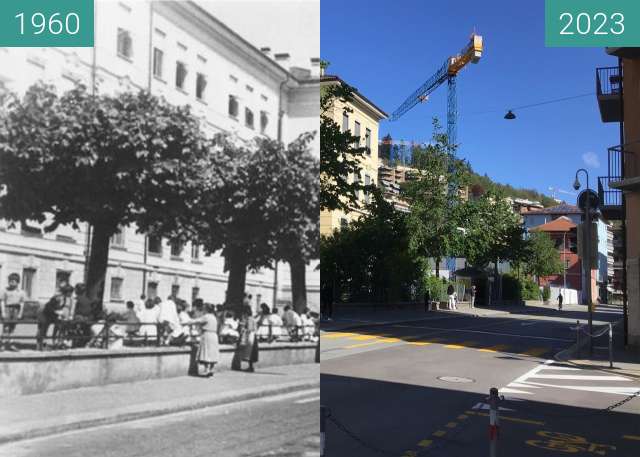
[{"x1": 321, "y1": 0, "x2": 619, "y2": 200}]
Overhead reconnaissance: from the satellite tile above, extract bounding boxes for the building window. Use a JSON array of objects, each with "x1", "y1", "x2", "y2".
[
  {"x1": 260, "y1": 111, "x2": 269, "y2": 134},
  {"x1": 148, "y1": 236, "x2": 162, "y2": 255},
  {"x1": 354, "y1": 121, "x2": 361, "y2": 146},
  {"x1": 364, "y1": 174, "x2": 371, "y2": 204},
  {"x1": 117, "y1": 28, "x2": 133, "y2": 59},
  {"x1": 365, "y1": 128, "x2": 371, "y2": 154},
  {"x1": 565, "y1": 259, "x2": 571, "y2": 269},
  {"x1": 175, "y1": 61, "x2": 187, "y2": 90},
  {"x1": 228, "y1": 95, "x2": 239, "y2": 118},
  {"x1": 55, "y1": 270, "x2": 71, "y2": 291},
  {"x1": 342, "y1": 112, "x2": 349, "y2": 132},
  {"x1": 191, "y1": 244, "x2": 200, "y2": 260},
  {"x1": 111, "y1": 227, "x2": 125, "y2": 247},
  {"x1": 192, "y1": 287, "x2": 200, "y2": 303},
  {"x1": 22, "y1": 268, "x2": 35, "y2": 299},
  {"x1": 245, "y1": 108, "x2": 254, "y2": 129},
  {"x1": 171, "y1": 284, "x2": 180, "y2": 298},
  {"x1": 110, "y1": 277, "x2": 123, "y2": 301},
  {"x1": 153, "y1": 48, "x2": 164, "y2": 78},
  {"x1": 353, "y1": 173, "x2": 360, "y2": 199},
  {"x1": 196, "y1": 73, "x2": 207, "y2": 100},
  {"x1": 170, "y1": 240, "x2": 184, "y2": 258},
  {"x1": 147, "y1": 282, "x2": 158, "y2": 299}
]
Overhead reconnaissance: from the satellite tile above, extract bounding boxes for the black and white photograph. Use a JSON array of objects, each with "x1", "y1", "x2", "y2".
[{"x1": 0, "y1": 1, "x2": 320, "y2": 456}]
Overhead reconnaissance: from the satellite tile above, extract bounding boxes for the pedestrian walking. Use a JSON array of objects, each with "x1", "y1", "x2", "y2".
[
  {"x1": 557, "y1": 292, "x2": 563, "y2": 311},
  {"x1": 190, "y1": 303, "x2": 219, "y2": 377},
  {"x1": 0, "y1": 273, "x2": 26, "y2": 351},
  {"x1": 424, "y1": 288, "x2": 431, "y2": 312},
  {"x1": 447, "y1": 284, "x2": 456, "y2": 310},
  {"x1": 233, "y1": 305, "x2": 258, "y2": 372},
  {"x1": 470, "y1": 285, "x2": 476, "y2": 309}
]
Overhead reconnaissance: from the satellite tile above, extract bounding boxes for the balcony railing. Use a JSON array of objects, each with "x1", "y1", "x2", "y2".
[
  {"x1": 598, "y1": 144, "x2": 624, "y2": 219},
  {"x1": 596, "y1": 66, "x2": 622, "y2": 123}
]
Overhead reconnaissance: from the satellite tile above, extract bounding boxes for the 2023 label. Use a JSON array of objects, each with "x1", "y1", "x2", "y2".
[{"x1": 546, "y1": 0, "x2": 640, "y2": 47}]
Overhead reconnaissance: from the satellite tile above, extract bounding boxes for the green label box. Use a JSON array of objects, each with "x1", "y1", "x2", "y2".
[
  {"x1": 546, "y1": 0, "x2": 640, "y2": 47},
  {"x1": 0, "y1": 0, "x2": 94, "y2": 47}
]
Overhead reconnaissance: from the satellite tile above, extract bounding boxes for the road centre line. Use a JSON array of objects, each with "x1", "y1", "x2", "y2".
[
  {"x1": 623, "y1": 435, "x2": 640, "y2": 441},
  {"x1": 392, "y1": 324, "x2": 573, "y2": 342}
]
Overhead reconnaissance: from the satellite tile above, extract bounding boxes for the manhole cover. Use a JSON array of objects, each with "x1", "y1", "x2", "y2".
[{"x1": 437, "y1": 376, "x2": 475, "y2": 383}]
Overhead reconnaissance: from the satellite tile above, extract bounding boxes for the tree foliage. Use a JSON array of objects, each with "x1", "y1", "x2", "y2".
[
  {"x1": 320, "y1": 81, "x2": 371, "y2": 212},
  {"x1": 321, "y1": 189, "x2": 420, "y2": 303},
  {"x1": 0, "y1": 83, "x2": 211, "y2": 301},
  {"x1": 402, "y1": 119, "x2": 468, "y2": 276},
  {"x1": 523, "y1": 231, "x2": 563, "y2": 280}
]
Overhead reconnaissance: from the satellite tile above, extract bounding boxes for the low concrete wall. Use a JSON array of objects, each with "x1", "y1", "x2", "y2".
[{"x1": 0, "y1": 342, "x2": 317, "y2": 397}]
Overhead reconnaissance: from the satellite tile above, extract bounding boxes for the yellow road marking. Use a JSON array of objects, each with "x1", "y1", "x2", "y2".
[
  {"x1": 432, "y1": 430, "x2": 446, "y2": 437},
  {"x1": 444, "y1": 341, "x2": 477, "y2": 349},
  {"x1": 417, "y1": 439, "x2": 433, "y2": 448},
  {"x1": 407, "y1": 341, "x2": 432, "y2": 346},
  {"x1": 478, "y1": 344, "x2": 510, "y2": 353},
  {"x1": 378, "y1": 337, "x2": 402, "y2": 343},
  {"x1": 321, "y1": 332, "x2": 357, "y2": 339},
  {"x1": 464, "y1": 410, "x2": 545, "y2": 426},
  {"x1": 623, "y1": 435, "x2": 640, "y2": 441},
  {"x1": 457, "y1": 414, "x2": 468, "y2": 420},
  {"x1": 347, "y1": 334, "x2": 387, "y2": 341},
  {"x1": 522, "y1": 347, "x2": 550, "y2": 357},
  {"x1": 445, "y1": 422, "x2": 457, "y2": 428}
]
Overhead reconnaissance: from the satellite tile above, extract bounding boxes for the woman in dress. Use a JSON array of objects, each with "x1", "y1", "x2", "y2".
[
  {"x1": 191, "y1": 302, "x2": 219, "y2": 377},
  {"x1": 235, "y1": 305, "x2": 258, "y2": 372}
]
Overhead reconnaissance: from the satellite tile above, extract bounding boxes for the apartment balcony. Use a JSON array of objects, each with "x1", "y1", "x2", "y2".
[
  {"x1": 596, "y1": 66, "x2": 622, "y2": 123},
  {"x1": 598, "y1": 145, "x2": 624, "y2": 220}
]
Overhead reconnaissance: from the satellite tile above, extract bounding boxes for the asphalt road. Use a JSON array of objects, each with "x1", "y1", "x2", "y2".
[
  {"x1": 0, "y1": 387, "x2": 320, "y2": 457},
  {"x1": 321, "y1": 306, "x2": 640, "y2": 457}
]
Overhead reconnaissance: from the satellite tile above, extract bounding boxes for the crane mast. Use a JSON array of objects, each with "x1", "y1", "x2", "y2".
[{"x1": 390, "y1": 34, "x2": 483, "y2": 149}]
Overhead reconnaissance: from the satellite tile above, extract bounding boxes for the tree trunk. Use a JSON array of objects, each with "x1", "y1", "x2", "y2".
[
  {"x1": 494, "y1": 260, "x2": 500, "y2": 302},
  {"x1": 86, "y1": 224, "x2": 112, "y2": 308},
  {"x1": 435, "y1": 257, "x2": 440, "y2": 278},
  {"x1": 289, "y1": 255, "x2": 307, "y2": 315},
  {"x1": 224, "y1": 245, "x2": 248, "y2": 315}
]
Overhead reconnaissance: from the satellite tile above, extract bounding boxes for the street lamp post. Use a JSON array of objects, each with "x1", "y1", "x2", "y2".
[
  {"x1": 574, "y1": 168, "x2": 593, "y2": 355},
  {"x1": 563, "y1": 231, "x2": 567, "y2": 302}
]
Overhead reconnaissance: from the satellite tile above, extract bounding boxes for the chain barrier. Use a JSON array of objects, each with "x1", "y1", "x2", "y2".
[{"x1": 325, "y1": 409, "x2": 398, "y2": 456}]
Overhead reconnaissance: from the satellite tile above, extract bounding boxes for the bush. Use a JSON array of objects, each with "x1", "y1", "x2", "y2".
[
  {"x1": 502, "y1": 274, "x2": 522, "y2": 300},
  {"x1": 542, "y1": 285, "x2": 551, "y2": 302},
  {"x1": 520, "y1": 277, "x2": 540, "y2": 300},
  {"x1": 423, "y1": 275, "x2": 446, "y2": 302}
]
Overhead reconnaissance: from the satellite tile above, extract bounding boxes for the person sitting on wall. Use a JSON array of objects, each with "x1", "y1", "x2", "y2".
[
  {"x1": 122, "y1": 301, "x2": 141, "y2": 337},
  {"x1": 137, "y1": 298, "x2": 160, "y2": 341},
  {"x1": 158, "y1": 295, "x2": 182, "y2": 345},
  {"x1": 36, "y1": 284, "x2": 74, "y2": 351},
  {"x1": 219, "y1": 311, "x2": 240, "y2": 344},
  {"x1": 300, "y1": 309, "x2": 316, "y2": 341},
  {"x1": 87, "y1": 313, "x2": 126, "y2": 349},
  {"x1": 267, "y1": 307, "x2": 284, "y2": 342},
  {"x1": 283, "y1": 305, "x2": 302, "y2": 341}
]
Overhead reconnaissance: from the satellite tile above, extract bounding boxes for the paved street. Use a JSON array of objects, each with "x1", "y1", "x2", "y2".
[
  {"x1": 0, "y1": 387, "x2": 320, "y2": 457},
  {"x1": 321, "y1": 305, "x2": 640, "y2": 456}
]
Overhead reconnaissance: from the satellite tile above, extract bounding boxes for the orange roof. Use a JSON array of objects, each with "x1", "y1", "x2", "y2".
[{"x1": 530, "y1": 216, "x2": 576, "y2": 233}]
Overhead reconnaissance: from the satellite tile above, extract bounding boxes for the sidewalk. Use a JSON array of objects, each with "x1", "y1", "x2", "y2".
[{"x1": 0, "y1": 363, "x2": 319, "y2": 444}]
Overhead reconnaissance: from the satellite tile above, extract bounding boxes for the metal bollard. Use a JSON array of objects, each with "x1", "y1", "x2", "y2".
[
  {"x1": 321, "y1": 405, "x2": 327, "y2": 457},
  {"x1": 608, "y1": 322, "x2": 613, "y2": 369},
  {"x1": 576, "y1": 320, "x2": 580, "y2": 347},
  {"x1": 488, "y1": 387, "x2": 500, "y2": 457}
]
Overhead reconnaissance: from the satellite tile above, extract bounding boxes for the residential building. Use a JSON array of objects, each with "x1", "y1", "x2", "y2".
[
  {"x1": 528, "y1": 217, "x2": 584, "y2": 303},
  {"x1": 0, "y1": 0, "x2": 320, "y2": 312},
  {"x1": 320, "y1": 75, "x2": 388, "y2": 235},
  {"x1": 595, "y1": 49, "x2": 640, "y2": 348},
  {"x1": 523, "y1": 204, "x2": 610, "y2": 302}
]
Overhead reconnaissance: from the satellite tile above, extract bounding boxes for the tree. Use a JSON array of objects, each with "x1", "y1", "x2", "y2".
[
  {"x1": 402, "y1": 119, "x2": 468, "y2": 277},
  {"x1": 523, "y1": 231, "x2": 563, "y2": 284},
  {"x1": 274, "y1": 133, "x2": 319, "y2": 314},
  {"x1": 0, "y1": 84, "x2": 211, "y2": 303},
  {"x1": 320, "y1": 189, "x2": 420, "y2": 304},
  {"x1": 457, "y1": 189, "x2": 527, "y2": 298},
  {"x1": 320, "y1": 78, "x2": 371, "y2": 212},
  {"x1": 379, "y1": 134, "x2": 392, "y2": 164}
]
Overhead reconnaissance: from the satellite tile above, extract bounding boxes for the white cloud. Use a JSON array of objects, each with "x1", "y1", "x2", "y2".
[{"x1": 582, "y1": 151, "x2": 600, "y2": 169}]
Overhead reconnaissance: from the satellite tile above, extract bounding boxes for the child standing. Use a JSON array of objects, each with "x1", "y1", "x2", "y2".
[{"x1": 1, "y1": 273, "x2": 26, "y2": 351}]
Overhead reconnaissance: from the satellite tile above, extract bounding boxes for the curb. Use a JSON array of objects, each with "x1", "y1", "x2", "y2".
[{"x1": 0, "y1": 378, "x2": 320, "y2": 445}]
